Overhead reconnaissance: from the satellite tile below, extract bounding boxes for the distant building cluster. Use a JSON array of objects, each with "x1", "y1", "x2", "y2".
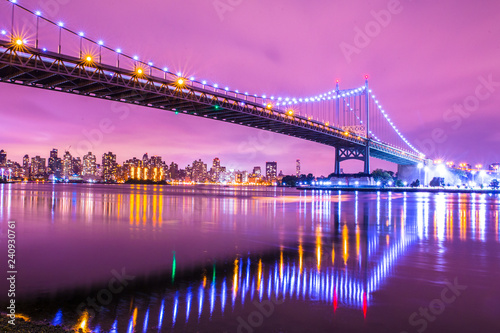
[{"x1": 0, "y1": 148, "x2": 287, "y2": 184}]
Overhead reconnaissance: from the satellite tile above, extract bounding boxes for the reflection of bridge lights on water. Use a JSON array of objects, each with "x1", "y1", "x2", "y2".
[{"x1": 64, "y1": 230, "x2": 417, "y2": 332}]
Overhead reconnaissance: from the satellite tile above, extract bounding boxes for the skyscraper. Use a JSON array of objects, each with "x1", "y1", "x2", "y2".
[
  {"x1": 0, "y1": 150, "x2": 6, "y2": 167},
  {"x1": 192, "y1": 159, "x2": 207, "y2": 182},
  {"x1": 169, "y1": 162, "x2": 179, "y2": 180},
  {"x1": 296, "y1": 159, "x2": 301, "y2": 177},
  {"x1": 72, "y1": 157, "x2": 82, "y2": 176},
  {"x1": 83, "y1": 152, "x2": 97, "y2": 176},
  {"x1": 102, "y1": 152, "x2": 117, "y2": 182},
  {"x1": 212, "y1": 157, "x2": 221, "y2": 182},
  {"x1": 23, "y1": 154, "x2": 30, "y2": 179},
  {"x1": 62, "y1": 151, "x2": 72, "y2": 178},
  {"x1": 30, "y1": 156, "x2": 46, "y2": 178},
  {"x1": 48, "y1": 149, "x2": 58, "y2": 175},
  {"x1": 266, "y1": 162, "x2": 277, "y2": 180},
  {"x1": 252, "y1": 166, "x2": 261, "y2": 176}
]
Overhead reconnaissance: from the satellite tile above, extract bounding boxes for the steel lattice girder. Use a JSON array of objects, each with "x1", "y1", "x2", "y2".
[{"x1": 0, "y1": 41, "x2": 423, "y2": 166}]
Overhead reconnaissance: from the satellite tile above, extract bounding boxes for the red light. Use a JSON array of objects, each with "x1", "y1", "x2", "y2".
[
  {"x1": 365, "y1": 75, "x2": 369, "y2": 80},
  {"x1": 333, "y1": 288, "x2": 338, "y2": 312},
  {"x1": 363, "y1": 291, "x2": 367, "y2": 318},
  {"x1": 336, "y1": 79, "x2": 339, "y2": 84}
]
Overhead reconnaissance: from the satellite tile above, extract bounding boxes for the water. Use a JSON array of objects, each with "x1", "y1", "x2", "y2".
[{"x1": 1, "y1": 183, "x2": 500, "y2": 332}]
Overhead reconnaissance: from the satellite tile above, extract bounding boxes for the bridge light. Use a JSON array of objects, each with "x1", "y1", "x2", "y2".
[
  {"x1": 148, "y1": 61, "x2": 153, "y2": 66},
  {"x1": 83, "y1": 54, "x2": 93, "y2": 63},
  {"x1": 116, "y1": 48, "x2": 122, "y2": 53},
  {"x1": 177, "y1": 78, "x2": 185, "y2": 85},
  {"x1": 163, "y1": 67, "x2": 168, "y2": 72},
  {"x1": 15, "y1": 38, "x2": 23, "y2": 46},
  {"x1": 287, "y1": 110, "x2": 294, "y2": 116},
  {"x1": 35, "y1": 10, "x2": 42, "y2": 16},
  {"x1": 135, "y1": 67, "x2": 145, "y2": 76},
  {"x1": 58, "y1": 21, "x2": 64, "y2": 27},
  {"x1": 266, "y1": 104, "x2": 273, "y2": 109},
  {"x1": 1, "y1": 30, "x2": 6, "y2": 35},
  {"x1": 78, "y1": 32, "x2": 84, "y2": 37},
  {"x1": 98, "y1": 40, "x2": 104, "y2": 46}
]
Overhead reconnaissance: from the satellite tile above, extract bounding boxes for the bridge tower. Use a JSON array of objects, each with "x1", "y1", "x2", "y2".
[{"x1": 334, "y1": 77, "x2": 371, "y2": 176}]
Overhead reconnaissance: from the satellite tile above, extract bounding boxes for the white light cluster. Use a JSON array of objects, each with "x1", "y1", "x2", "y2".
[{"x1": 369, "y1": 92, "x2": 424, "y2": 156}]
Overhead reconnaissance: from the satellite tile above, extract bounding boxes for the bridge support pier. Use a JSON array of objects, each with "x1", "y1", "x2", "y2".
[{"x1": 335, "y1": 145, "x2": 370, "y2": 176}]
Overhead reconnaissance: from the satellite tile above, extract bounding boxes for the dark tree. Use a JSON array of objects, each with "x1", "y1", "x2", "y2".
[{"x1": 430, "y1": 177, "x2": 445, "y2": 187}]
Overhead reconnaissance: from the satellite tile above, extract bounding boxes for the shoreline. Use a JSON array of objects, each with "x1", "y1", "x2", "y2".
[
  {"x1": 296, "y1": 186, "x2": 500, "y2": 194},
  {"x1": 0, "y1": 314, "x2": 76, "y2": 332}
]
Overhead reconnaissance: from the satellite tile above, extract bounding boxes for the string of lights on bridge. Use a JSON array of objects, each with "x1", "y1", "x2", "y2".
[{"x1": 2, "y1": 0, "x2": 424, "y2": 157}]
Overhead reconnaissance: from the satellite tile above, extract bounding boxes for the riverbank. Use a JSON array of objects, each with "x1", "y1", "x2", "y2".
[
  {"x1": 0, "y1": 314, "x2": 77, "y2": 332},
  {"x1": 297, "y1": 186, "x2": 500, "y2": 194}
]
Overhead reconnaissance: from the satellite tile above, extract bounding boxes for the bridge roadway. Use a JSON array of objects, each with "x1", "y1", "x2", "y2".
[{"x1": 0, "y1": 39, "x2": 422, "y2": 165}]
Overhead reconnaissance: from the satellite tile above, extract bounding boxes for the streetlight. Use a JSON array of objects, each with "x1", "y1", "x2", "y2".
[
  {"x1": 35, "y1": 10, "x2": 41, "y2": 48},
  {"x1": 10, "y1": 0, "x2": 16, "y2": 43},
  {"x1": 98, "y1": 40, "x2": 104, "y2": 63},
  {"x1": 479, "y1": 170, "x2": 486, "y2": 186},
  {"x1": 424, "y1": 166, "x2": 429, "y2": 186},
  {"x1": 417, "y1": 162, "x2": 423, "y2": 186},
  {"x1": 78, "y1": 32, "x2": 84, "y2": 58},
  {"x1": 57, "y1": 21, "x2": 64, "y2": 54}
]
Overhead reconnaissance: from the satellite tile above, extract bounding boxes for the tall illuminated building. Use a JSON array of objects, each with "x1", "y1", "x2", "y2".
[
  {"x1": 0, "y1": 149, "x2": 6, "y2": 167},
  {"x1": 48, "y1": 149, "x2": 62, "y2": 176},
  {"x1": 83, "y1": 152, "x2": 96, "y2": 176},
  {"x1": 211, "y1": 157, "x2": 221, "y2": 182},
  {"x1": 266, "y1": 162, "x2": 277, "y2": 180},
  {"x1": 252, "y1": 166, "x2": 261, "y2": 176},
  {"x1": 296, "y1": 159, "x2": 301, "y2": 177},
  {"x1": 23, "y1": 154, "x2": 30, "y2": 179},
  {"x1": 30, "y1": 156, "x2": 46, "y2": 178},
  {"x1": 102, "y1": 152, "x2": 117, "y2": 182},
  {"x1": 192, "y1": 159, "x2": 207, "y2": 182},
  {"x1": 62, "y1": 151, "x2": 72, "y2": 178},
  {"x1": 169, "y1": 162, "x2": 179, "y2": 180},
  {"x1": 150, "y1": 155, "x2": 162, "y2": 168}
]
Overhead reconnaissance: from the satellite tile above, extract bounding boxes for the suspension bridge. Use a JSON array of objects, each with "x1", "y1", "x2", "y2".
[{"x1": 0, "y1": 1, "x2": 426, "y2": 173}]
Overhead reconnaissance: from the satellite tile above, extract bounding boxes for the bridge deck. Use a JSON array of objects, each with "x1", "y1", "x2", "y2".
[{"x1": 0, "y1": 40, "x2": 422, "y2": 165}]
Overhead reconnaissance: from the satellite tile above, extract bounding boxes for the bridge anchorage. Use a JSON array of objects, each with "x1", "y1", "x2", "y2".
[{"x1": 0, "y1": 0, "x2": 426, "y2": 171}]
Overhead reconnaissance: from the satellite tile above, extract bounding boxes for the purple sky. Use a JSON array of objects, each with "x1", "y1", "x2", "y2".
[{"x1": 1, "y1": 0, "x2": 500, "y2": 175}]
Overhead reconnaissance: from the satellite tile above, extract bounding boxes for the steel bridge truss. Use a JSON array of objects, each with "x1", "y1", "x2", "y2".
[{"x1": 0, "y1": 40, "x2": 423, "y2": 167}]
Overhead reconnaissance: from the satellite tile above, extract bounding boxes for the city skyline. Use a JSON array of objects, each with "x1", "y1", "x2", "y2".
[
  {"x1": 0, "y1": 0, "x2": 499, "y2": 175},
  {"x1": 0, "y1": 147, "x2": 294, "y2": 182}
]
